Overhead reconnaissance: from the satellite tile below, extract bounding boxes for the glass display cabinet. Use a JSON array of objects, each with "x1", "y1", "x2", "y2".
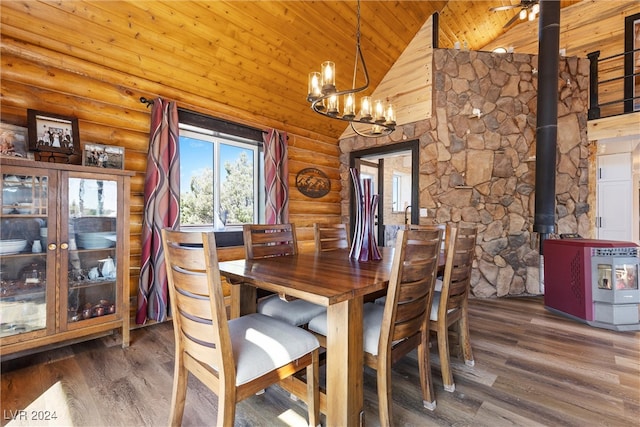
[{"x1": 0, "y1": 157, "x2": 132, "y2": 357}]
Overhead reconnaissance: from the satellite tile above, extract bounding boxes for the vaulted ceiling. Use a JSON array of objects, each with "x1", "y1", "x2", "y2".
[{"x1": 0, "y1": 1, "x2": 581, "y2": 140}]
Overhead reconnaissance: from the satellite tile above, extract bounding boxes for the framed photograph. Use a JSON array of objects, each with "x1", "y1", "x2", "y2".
[
  {"x1": 83, "y1": 143, "x2": 125, "y2": 170},
  {"x1": 0, "y1": 122, "x2": 30, "y2": 159},
  {"x1": 27, "y1": 109, "x2": 80, "y2": 156}
]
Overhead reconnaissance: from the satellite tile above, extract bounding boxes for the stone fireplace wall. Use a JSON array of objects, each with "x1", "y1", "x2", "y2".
[{"x1": 340, "y1": 48, "x2": 590, "y2": 297}]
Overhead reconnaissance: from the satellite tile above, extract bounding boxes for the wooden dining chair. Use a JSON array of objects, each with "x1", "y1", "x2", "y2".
[
  {"x1": 313, "y1": 222, "x2": 350, "y2": 252},
  {"x1": 243, "y1": 223, "x2": 327, "y2": 326},
  {"x1": 162, "y1": 229, "x2": 320, "y2": 427},
  {"x1": 429, "y1": 224, "x2": 477, "y2": 393},
  {"x1": 308, "y1": 226, "x2": 444, "y2": 424}
]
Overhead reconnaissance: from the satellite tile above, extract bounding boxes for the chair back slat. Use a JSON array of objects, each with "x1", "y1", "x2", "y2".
[
  {"x1": 169, "y1": 266, "x2": 210, "y2": 297},
  {"x1": 392, "y1": 316, "x2": 426, "y2": 342},
  {"x1": 174, "y1": 290, "x2": 214, "y2": 321},
  {"x1": 314, "y1": 223, "x2": 350, "y2": 252},
  {"x1": 243, "y1": 224, "x2": 298, "y2": 259},
  {"x1": 380, "y1": 226, "x2": 443, "y2": 351},
  {"x1": 165, "y1": 244, "x2": 207, "y2": 272},
  {"x1": 179, "y1": 315, "x2": 218, "y2": 360}
]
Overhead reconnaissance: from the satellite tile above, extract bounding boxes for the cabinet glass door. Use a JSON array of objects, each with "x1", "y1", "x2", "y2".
[
  {"x1": 0, "y1": 171, "x2": 49, "y2": 338},
  {"x1": 66, "y1": 177, "x2": 118, "y2": 325}
]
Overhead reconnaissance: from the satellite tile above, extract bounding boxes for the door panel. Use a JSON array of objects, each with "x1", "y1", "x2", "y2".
[{"x1": 597, "y1": 153, "x2": 633, "y2": 241}]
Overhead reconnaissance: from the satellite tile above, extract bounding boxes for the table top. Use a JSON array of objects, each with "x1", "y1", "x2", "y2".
[{"x1": 218, "y1": 247, "x2": 395, "y2": 306}]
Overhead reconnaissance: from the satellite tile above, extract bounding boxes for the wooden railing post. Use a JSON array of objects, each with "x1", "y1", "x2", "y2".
[{"x1": 587, "y1": 50, "x2": 601, "y2": 120}]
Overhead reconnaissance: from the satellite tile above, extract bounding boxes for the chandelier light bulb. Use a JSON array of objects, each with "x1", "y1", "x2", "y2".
[
  {"x1": 308, "y1": 72, "x2": 322, "y2": 100},
  {"x1": 327, "y1": 94, "x2": 339, "y2": 116},
  {"x1": 519, "y1": 9, "x2": 527, "y2": 20},
  {"x1": 374, "y1": 100, "x2": 385, "y2": 123},
  {"x1": 532, "y1": 4, "x2": 540, "y2": 14},
  {"x1": 321, "y1": 61, "x2": 336, "y2": 93},
  {"x1": 360, "y1": 96, "x2": 372, "y2": 121},
  {"x1": 528, "y1": 10, "x2": 536, "y2": 21},
  {"x1": 343, "y1": 93, "x2": 356, "y2": 119},
  {"x1": 385, "y1": 104, "x2": 396, "y2": 125}
]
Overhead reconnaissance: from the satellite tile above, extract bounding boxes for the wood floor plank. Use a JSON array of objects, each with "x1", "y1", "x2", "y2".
[
  {"x1": 1, "y1": 297, "x2": 638, "y2": 427},
  {"x1": 473, "y1": 401, "x2": 547, "y2": 427}
]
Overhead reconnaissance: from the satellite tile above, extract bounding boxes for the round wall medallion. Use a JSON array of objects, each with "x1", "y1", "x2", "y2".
[{"x1": 296, "y1": 167, "x2": 331, "y2": 198}]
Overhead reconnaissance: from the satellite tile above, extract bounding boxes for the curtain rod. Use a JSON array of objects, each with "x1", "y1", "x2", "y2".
[
  {"x1": 139, "y1": 97, "x2": 154, "y2": 108},
  {"x1": 144, "y1": 98, "x2": 287, "y2": 140}
]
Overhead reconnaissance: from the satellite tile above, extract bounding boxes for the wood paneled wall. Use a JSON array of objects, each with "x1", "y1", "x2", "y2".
[
  {"x1": 0, "y1": 38, "x2": 341, "y2": 303},
  {"x1": 341, "y1": 15, "x2": 435, "y2": 139}
]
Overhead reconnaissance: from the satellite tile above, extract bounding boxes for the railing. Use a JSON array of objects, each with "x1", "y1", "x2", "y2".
[{"x1": 587, "y1": 48, "x2": 640, "y2": 120}]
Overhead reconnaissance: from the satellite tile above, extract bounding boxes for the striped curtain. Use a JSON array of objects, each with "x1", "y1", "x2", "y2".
[
  {"x1": 136, "y1": 98, "x2": 180, "y2": 324},
  {"x1": 263, "y1": 129, "x2": 289, "y2": 224}
]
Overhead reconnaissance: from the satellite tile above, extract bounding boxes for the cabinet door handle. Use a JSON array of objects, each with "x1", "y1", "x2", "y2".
[
  {"x1": 48, "y1": 243, "x2": 57, "y2": 251},
  {"x1": 60, "y1": 242, "x2": 69, "y2": 250}
]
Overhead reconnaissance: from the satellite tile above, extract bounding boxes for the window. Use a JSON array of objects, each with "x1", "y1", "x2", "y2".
[
  {"x1": 178, "y1": 110, "x2": 264, "y2": 231},
  {"x1": 392, "y1": 172, "x2": 411, "y2": 213}
]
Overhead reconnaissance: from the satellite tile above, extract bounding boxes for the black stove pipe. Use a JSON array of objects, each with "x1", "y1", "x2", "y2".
[{"x1": 533, "y1": 0, "x2": 561, "y2": 253}]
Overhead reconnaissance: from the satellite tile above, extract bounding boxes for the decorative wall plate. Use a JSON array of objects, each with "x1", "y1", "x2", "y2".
[{"x1": 296, "y1": 167, "x2": 331, "y2": 198}]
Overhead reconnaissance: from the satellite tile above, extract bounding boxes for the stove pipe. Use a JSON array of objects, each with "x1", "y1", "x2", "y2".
[{"x1": 533, "y1": 0, "x2": 561, "y2": 253}]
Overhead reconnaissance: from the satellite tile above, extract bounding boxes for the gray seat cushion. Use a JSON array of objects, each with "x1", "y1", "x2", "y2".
[
  {"x1": 430, "y1": 287, "x2": 454, "y2": 322},
  {"x1": 430, "y1": 291, "x2": 441, "y2": 321},
  {"x1": 258, "y1": 294, "x2": 327, "y2": 326},
  {"x1": 308, "y1": 303, "x2": 385, "y2": 355},
  {"x1": 219, "y1": 313, "x2": 320, "y2": 385}
]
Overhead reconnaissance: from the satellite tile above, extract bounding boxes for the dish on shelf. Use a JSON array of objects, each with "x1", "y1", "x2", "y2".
[
  {"x1": 3, "y1": 175, "x2": 21, "y2": 185},
  {"x1": 40, "y1": 227, "x2": 47, "y2": 248},
  {"x1": 16, "y1": 203, "x2": 33, "y2": 214},
  {"x1": 75, "y1": 232, "x2": 116, "y2": 249},
  {"x1": 0, "y1": 239, "x2": 28, "y2": 255},
  {"x1": 2, "y1": 203, "x2": 33, "y2": 214}
]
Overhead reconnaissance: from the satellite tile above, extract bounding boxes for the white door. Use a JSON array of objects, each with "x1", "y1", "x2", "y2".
[{"x1": 597, "y1": 153, "x2": 632, "y2": 241}]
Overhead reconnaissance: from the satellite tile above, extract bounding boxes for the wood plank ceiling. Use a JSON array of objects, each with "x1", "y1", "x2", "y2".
[{"x1": 0, "y1": 1, "x2": 580, "y2": 140}]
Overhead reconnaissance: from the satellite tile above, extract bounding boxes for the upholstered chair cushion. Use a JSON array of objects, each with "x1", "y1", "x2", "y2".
[
  {"x1": 220, "y1": 313, "x2": 320, "y2": 385},
  {"x1": 257, "y1": 295, "x2": 327, "y2": 327},
  {"x1": 431, "y1": 279, "x2": 454, "y2": 321},
  {"x1": 309, "y1": 303, "x2": 388, "y2": 356}
]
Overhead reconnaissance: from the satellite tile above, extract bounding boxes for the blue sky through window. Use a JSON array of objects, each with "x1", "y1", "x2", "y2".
[{"x1": 179, "y1": 136, "x2": 253, "y2": 194}]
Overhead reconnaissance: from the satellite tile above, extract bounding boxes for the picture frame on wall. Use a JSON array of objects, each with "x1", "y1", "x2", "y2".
[
  {"x1": 0, "y1": 122, "x2": 32, "y2": 159},
  {"x1": 27, "y1": 109, "x2": 80, "y2": 156},
  {"x1": 82, "y1": 143, "x2": 125, "y2": 170}
]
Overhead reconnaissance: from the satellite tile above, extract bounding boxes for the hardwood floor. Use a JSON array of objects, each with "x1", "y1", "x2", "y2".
[{"x1": 2, "y1": 297, "x2": 639, "y2": 426}]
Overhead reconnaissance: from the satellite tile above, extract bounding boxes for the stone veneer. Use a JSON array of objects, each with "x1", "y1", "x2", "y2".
[{"x1": 340, "y1": 48, "x2": 590, "y2": 297}]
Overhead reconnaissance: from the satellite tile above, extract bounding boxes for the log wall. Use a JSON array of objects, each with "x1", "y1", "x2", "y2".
[{"x1": 0, "y1": 37, "x2": 341, "y2": 307}]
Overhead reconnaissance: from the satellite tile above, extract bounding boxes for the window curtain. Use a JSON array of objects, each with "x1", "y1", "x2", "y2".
[
  {"x1": 263, "y1": 129, "x2": 289, "y2": 224},
  {"x1": 136, "y1": 98, "x2": 180, "y2": 324}
]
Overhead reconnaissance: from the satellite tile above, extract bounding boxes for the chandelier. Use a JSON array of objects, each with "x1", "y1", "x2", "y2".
[{"x1": 306, "y1": 0, "x2": 396, "y2": 138}]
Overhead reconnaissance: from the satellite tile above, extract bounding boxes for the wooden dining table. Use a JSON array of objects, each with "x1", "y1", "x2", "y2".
[{"x1": 218, "y1": 247, "x2": 395, "y2": 427}]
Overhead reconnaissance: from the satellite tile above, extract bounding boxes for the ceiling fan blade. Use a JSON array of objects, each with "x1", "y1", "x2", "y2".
[
  {"x1": 503, "y1": 11, "x2": 522, "y2": 28},
  {"x1": 490, "y1": 5, "x2": 521, "y2": 12}
]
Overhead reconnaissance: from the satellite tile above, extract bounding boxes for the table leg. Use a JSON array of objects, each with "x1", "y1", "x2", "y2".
[
  {"x1": 230, "y1": 282, "x2": 256, "y2": 318},
  {"x1": 326, "y1": 297, "x2": 364, "y2": 427}
]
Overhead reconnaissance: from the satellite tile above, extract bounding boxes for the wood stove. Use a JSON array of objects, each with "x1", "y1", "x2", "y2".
[{"x1": 543, "y1": 239, "x2": 640, "y2": 331}]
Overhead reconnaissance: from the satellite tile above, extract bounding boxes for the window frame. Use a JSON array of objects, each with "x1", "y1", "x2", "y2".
[{"x1": 178, "y1": 109, "x2": 265, "y2": 235}]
